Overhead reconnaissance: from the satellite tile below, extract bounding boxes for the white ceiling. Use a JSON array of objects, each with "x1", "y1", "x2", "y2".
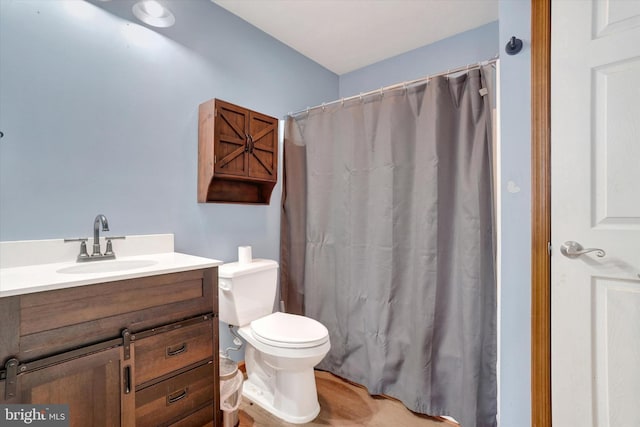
[{"x1": 213, "y1": 0, "x2": 499, "y2": 75}]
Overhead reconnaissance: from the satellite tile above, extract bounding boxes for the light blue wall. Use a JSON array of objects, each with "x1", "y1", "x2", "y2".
[
  {"x1": 0, "y1": 0, "x2": 337, "y2": 250},
  {"x1": 339, "y1": 21, "x2": 499, "y2": 98},
  {"x1": 498, "y1": 1, "x2": 532, "y2": 426},
  {"x1": 0, "y1": 0, "x2": 337, "y2": 360}
]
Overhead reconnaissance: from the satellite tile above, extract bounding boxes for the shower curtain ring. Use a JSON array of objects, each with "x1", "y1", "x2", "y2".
[
  {"x1": 379, "y1": 87, "x2": 384, "y2": 98},
  {"x1": 322, "y1": 102, "x2": 325, "y2": 111}
]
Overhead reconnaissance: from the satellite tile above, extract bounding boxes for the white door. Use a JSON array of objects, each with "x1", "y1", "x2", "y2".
[{"x1": 551, "y1": 0, "x2": 640, "y2": 426}]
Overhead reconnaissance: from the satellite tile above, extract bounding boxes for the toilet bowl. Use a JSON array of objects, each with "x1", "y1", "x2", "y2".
[
  {"x1": 218, "y1": 259, "x2": 331, "y2": 424},
  {"x1": 239, "y1": 312, "x2": 330, "y2": 423}
]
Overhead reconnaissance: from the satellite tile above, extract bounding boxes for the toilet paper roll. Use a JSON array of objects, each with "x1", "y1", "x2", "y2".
[{"x1": 238, "y1": 246, "x2": 252, "y2": 264}]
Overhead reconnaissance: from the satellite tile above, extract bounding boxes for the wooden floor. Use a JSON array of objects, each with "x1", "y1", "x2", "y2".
[{"x1": 238, "y1": 370, "x2": 454, "y2": 427}]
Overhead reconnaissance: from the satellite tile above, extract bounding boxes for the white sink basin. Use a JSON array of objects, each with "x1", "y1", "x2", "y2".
[{"x1": 57, "y1": 259, "x2": 158, "y2": 274}]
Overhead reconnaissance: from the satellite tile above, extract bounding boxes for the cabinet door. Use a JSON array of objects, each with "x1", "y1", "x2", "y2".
[
  {"x1": 248, "y1": 111, "x2": 278, "y2": 181},
  {"x1": 12, "y1": 346, "x2": 132, "y2": 427},
  {"x1": 214, "y1": 99, "x2": 249, "y2": 178}
]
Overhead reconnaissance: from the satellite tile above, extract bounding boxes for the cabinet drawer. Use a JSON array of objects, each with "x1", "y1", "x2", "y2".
[
  {"x1": 168, "y1": 405, "x2": 214, "y2": 427},
  {"x1": 136, "y1": 362, "x2": 214, "y2": 427},
  {"x1": 135, "y1": 319, "x2": 213, "y2": 386}
]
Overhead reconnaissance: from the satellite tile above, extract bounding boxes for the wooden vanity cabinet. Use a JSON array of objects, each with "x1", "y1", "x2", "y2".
[
  {"x1": 198, "y1": 98, "x2": 278, "y2": 204},
  {"x1": 0, "y1": 267, "x2": 221, "y2": 427}
]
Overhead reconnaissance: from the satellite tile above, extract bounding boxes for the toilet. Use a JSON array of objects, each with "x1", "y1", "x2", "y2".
[{"x1": 218, "y1": 258, "x2": 330, "y2": 424}]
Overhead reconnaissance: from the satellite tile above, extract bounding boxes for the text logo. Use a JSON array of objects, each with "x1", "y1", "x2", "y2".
[{"x1": 0, "y1": 405, "x2": 69, "y2": 427}]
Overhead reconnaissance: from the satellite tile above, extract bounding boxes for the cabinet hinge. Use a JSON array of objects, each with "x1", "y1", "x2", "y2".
[
  {"x1": 547, "y1": 241, "x2": 552, "y2": 256},
  {"x1": 122, "y1": 329, "x2": 132, "y2": 361},
  {"x1": 4, "y1": 357, "x2": 19, "y2": 400},
  {"x1": 214, "y1": 155, "x2": 217, "y2": 164}
]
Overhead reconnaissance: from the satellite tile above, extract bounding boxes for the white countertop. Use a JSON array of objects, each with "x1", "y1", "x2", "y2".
[{"x1": 0, "y1": 235, "x2": 223, "y2": 298}]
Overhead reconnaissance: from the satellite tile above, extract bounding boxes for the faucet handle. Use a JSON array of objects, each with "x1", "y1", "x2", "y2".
[
  {"x1": 104, "y1": 240, "x2": 114, "y2": 257},
  {"x1": 78, "y1": 241, "x2": 90, "y2": 260},
  {"x1": 104, "y1": 236, "x2": 124, "y2": 257},
  {"x1": 64, "y1": 238, "x2": 90, "y2": 261},
  {"x1": 64, "y1": 238, "x2": 88, "y2": 243}
]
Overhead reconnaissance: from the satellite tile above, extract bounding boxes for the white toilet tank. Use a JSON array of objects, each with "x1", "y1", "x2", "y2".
[{"x1": 218, "y1": 259, "x2": 279, "y2": 326}]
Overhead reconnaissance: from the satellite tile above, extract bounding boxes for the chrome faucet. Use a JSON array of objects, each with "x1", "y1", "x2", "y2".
[
  {"x1": 92, "y1": 214, "x2": 110, "y2": 256},
  {"x1": 64, "y1": 214, "x2": 125, "y2": 262}
]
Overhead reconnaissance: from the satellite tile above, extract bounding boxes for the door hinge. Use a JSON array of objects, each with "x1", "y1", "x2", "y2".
[{"x1": 547, "y1": 242, "x2": 552, "y2": 256}]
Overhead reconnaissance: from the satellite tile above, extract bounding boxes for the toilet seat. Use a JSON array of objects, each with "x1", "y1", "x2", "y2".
[{"x1": 250, "y1": 312, "x2": 329, "y2": 349}]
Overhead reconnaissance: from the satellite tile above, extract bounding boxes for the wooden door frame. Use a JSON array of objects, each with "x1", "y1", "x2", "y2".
[{"x1": 531, "y1": 0, "x2": 552, "y2": 426}]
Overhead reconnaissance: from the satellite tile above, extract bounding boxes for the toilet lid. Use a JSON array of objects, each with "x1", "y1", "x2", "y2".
[{"x1": 250, "y1": 312, "x2": 329, "y2": 349}]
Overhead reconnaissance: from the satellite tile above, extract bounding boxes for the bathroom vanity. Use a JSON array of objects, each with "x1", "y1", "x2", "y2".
[{"x1": 0, "y1": 235, "x2": 223, "y2": 427}]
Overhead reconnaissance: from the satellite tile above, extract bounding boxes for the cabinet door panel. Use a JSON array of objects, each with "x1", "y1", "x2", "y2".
[
  {"x1": 215, "y1": 100, "x2": 249, "y2": 178},
  {"x1": 248, "y1": 111, "x2": 278, "y2": 181},
  {"x1": 15, "y1": 346, "x2": 123, "y2": 427}
]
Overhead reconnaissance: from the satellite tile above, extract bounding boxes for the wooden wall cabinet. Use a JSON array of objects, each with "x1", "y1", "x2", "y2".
[
  {"x1": 0, "y1": 268, "x2": 221, "y2": 427},
  {"x1": 198, "y1": 99, "x2": 278, "y2": 204}
]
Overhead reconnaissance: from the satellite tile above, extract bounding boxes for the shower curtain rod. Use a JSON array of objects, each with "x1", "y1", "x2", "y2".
[{"x1": 287, "y1": 56, "x2": 499, "y2": 118}]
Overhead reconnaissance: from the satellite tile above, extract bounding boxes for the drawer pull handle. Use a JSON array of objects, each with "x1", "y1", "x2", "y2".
[
  {"x1": 166, "y1": 343, "x2": 188, "y2": 357},
  {"x1": 167, "y1": 388, "x2": 188, "y2": 405}
]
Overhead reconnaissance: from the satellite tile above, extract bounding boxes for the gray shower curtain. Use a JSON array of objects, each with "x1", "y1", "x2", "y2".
[{"x1": 280, "y1": 66, "x2": 496, "y2": 427}]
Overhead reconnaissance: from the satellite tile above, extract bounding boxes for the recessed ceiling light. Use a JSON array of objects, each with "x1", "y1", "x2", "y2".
[{"x1": 132, "y1": 0, "x2": 175, "y2": 28}]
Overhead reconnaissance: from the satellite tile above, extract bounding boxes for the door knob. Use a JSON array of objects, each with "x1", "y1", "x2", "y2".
[{"x1": 560, "y1": 241, "x2": 606, "y2": 258}]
